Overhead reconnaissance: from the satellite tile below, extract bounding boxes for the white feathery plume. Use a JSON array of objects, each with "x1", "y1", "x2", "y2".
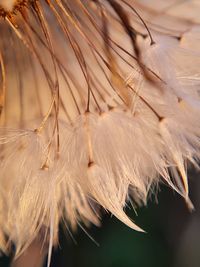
[{"x1": 0, "y1": 0, "x2": 200, "y2": 262}]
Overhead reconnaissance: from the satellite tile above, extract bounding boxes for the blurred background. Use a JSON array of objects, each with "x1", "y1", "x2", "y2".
[{"x1": 1, "y1": 169, "x2": 200, "y2": 267}]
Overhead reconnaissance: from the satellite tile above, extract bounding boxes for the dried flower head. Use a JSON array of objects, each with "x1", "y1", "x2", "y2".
[{"x1": 0, "y1": 0, "x2": 200, "y2": 263}]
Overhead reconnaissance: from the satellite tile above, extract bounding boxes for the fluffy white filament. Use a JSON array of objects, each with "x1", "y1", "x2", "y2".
[{"x1": 0, "y1": 0, "x2": 200, "y2": 261}]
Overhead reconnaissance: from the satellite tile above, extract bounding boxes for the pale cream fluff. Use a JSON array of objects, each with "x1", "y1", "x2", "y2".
[
  {"x1": 0, "y1": 0, "x2": 200, "y2": 263},
  {"x1": 0, "y1": 0, "x2": 16, "y2": 11}
]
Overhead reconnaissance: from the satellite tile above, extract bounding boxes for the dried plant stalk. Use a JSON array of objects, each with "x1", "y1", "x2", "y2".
[{"x1": 11, "y1": 237, "x2": 47, "y2": 267}]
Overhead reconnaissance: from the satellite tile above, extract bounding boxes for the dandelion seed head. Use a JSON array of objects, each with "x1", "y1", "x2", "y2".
[{"x1": 0, "y1": 0, "x2": 200, "y2": 262}]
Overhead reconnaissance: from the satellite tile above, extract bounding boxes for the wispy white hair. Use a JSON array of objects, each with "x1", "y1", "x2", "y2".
[{"x1": 0, "y1": 0, "x2": 200, "y2": 262}]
